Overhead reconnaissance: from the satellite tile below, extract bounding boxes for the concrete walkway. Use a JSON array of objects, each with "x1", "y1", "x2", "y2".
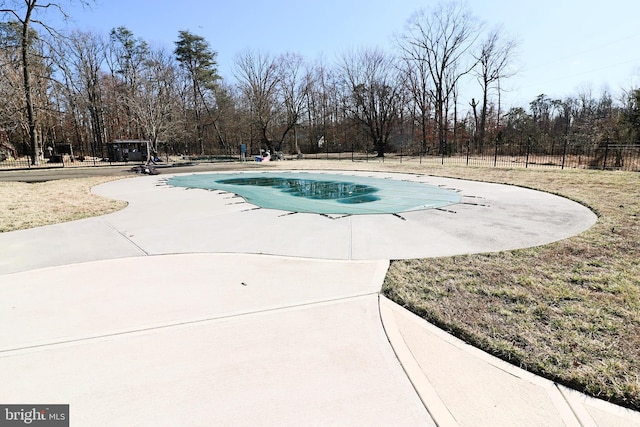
[{"x1": 1, "y1": 170, "x2": 638, "y2": 426}]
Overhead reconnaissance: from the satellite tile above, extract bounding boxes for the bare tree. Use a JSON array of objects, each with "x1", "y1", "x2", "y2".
[
  {"x1": 473, "y1": 26, "x2": 517, "y2": 149},
  {"x1": 397, "y1": 37, "x2": 434, "y2": 155},
  {"x1": 130, "y1": 47, "x2": 182, "y2": 156},
  {"x1": 0, "y1": 22, "x2": 28, "y2": 157},
  {"x1": 274, "y1": 52, "x2": 311, "y2": 153},
  {"x1": 621, "y1": 87, "x2": 640, "y2": 143},
  {"x1": 234, "y1": 50, "x2": 311, "y2": 155},
  {"x1": 106, "y1": 26, "x2": 149, "y2": 140},
  {"x1": 57, "y1": 30, "x2": 107, "y2": 154},
  {"x1": 399, "y1": 0, "x2": 480, "y2": 152},
  {"x1": 1, "y1": 0, "x2": 91, "y2": 164},
  {"x1": 339, "y1": 47, "x2": 403, "y2": 157},
  {"x1": 207, "y1": 81, "x2": 241, "y2": 154},
  {"x1": 233, "y1": 49, "x2": 280, "y2": 151},
  {"x1": 306, "y1": 59, "x2": 342, "y2": 154}
]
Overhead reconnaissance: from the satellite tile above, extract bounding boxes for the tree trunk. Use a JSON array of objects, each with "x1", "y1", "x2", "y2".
[
  {"x1": 21, "y1": 2, "x2": 39, "y2": 165},
  {"x1": 470, "y1": 98, "x2": 479, "y2": 150},
  {"x1": 479, "y1": 75, "x2": 489, "y2": 152}
]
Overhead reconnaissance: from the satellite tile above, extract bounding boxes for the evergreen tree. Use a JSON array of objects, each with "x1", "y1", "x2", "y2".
[{"x1": 174, "y1": 30, "x2": 219, "y2": 154}]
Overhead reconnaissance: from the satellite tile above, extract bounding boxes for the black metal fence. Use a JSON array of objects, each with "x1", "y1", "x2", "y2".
[
  {"x1": 306, "y1": 141, "x2": 640, "y2": 172},
  {"x1": 0, "y1": 154, "x2": 238, "y2": 171},
  {"x1": 1, "y1": 143, "x2": 639, "y2": 172},
  {"x1": 426, "y1": 142, "x2": 640, "y2": 171},
  {"x1": 0, "y1": 156, "x2": 130, "y2": 170}
]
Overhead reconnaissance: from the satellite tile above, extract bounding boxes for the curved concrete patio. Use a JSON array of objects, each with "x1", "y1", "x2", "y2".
[{"x1": 1, "y1": 170, "x2": 638, "y2": 426}]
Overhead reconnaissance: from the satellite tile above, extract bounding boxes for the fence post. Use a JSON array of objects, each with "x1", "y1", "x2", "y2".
[
  {"x1": 525, "y1": 137, "x2": 531, "y2": 168},
  {"x1": 561, "y1": 136, "x2": 568, "y2": 170},
  {"x1": 493, "y1": 138, "x2": 498, "y2": 167},
  {"x1": 326, "y1": 137, "x2": 329, "y2": 160},
  {"x1": 466, "y1": 139, "x2": 470, "y2": 165},
  {"x1": 603, "y1": 140, "x2": 609, "y2": 170}
]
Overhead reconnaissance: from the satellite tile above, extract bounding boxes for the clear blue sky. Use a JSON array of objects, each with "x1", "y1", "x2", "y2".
[{"x1": 50, "y1": 0, "x2": 640, "y2": 108}]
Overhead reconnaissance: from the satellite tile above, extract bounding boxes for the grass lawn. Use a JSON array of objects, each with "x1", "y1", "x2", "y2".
[
  {"x1": 275, "y1": 161, "x2": 640, "y2": 410},
  {"x1": 0, "y1": 176, "x2": 127, "y2": 232},
  {"x1": 1, "y1": 160, "x2": 638, "y2": 409}
]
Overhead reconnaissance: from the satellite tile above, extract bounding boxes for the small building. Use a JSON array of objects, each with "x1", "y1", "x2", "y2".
[
  {"x1": 107, "y1": 140, "x2": 150, "y2": 162},
  {"x1": 43, "y1": 142, "x2": 75, "y2": 163}
]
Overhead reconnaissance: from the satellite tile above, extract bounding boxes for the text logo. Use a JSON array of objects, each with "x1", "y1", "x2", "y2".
[{"x1": 0, "y1": 405, "x2": 68, "y2": 427}]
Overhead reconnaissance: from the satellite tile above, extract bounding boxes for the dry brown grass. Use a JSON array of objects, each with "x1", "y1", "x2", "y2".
[
  {"x1": 270, "y1": 161, "x2": 640, "y2": 408},
  {"x1": 2, "y1": 160, "x2": 639, "y2": 408},
  {"x1": 0, "y1": 176, "x2": 127, "y2": 232}
]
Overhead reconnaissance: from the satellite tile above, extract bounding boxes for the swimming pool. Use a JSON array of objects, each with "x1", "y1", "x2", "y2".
[{"x1": 167, "y1": 172, "x2": 461, "y2": 215}]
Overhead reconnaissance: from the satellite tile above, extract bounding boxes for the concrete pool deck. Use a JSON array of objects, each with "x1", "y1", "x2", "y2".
[{"x1": 1, "y1": 170, "x2": 639, "y2": 426}]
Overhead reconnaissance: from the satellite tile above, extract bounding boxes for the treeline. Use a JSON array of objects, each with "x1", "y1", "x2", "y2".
[{"x1": 1, "y1": 1, "x2": 639, "y2": 165}]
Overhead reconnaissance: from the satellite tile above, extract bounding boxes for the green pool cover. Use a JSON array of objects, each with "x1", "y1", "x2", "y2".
[{"x1": 167, "y1": 172, "x2": 461, "y2": 215}]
